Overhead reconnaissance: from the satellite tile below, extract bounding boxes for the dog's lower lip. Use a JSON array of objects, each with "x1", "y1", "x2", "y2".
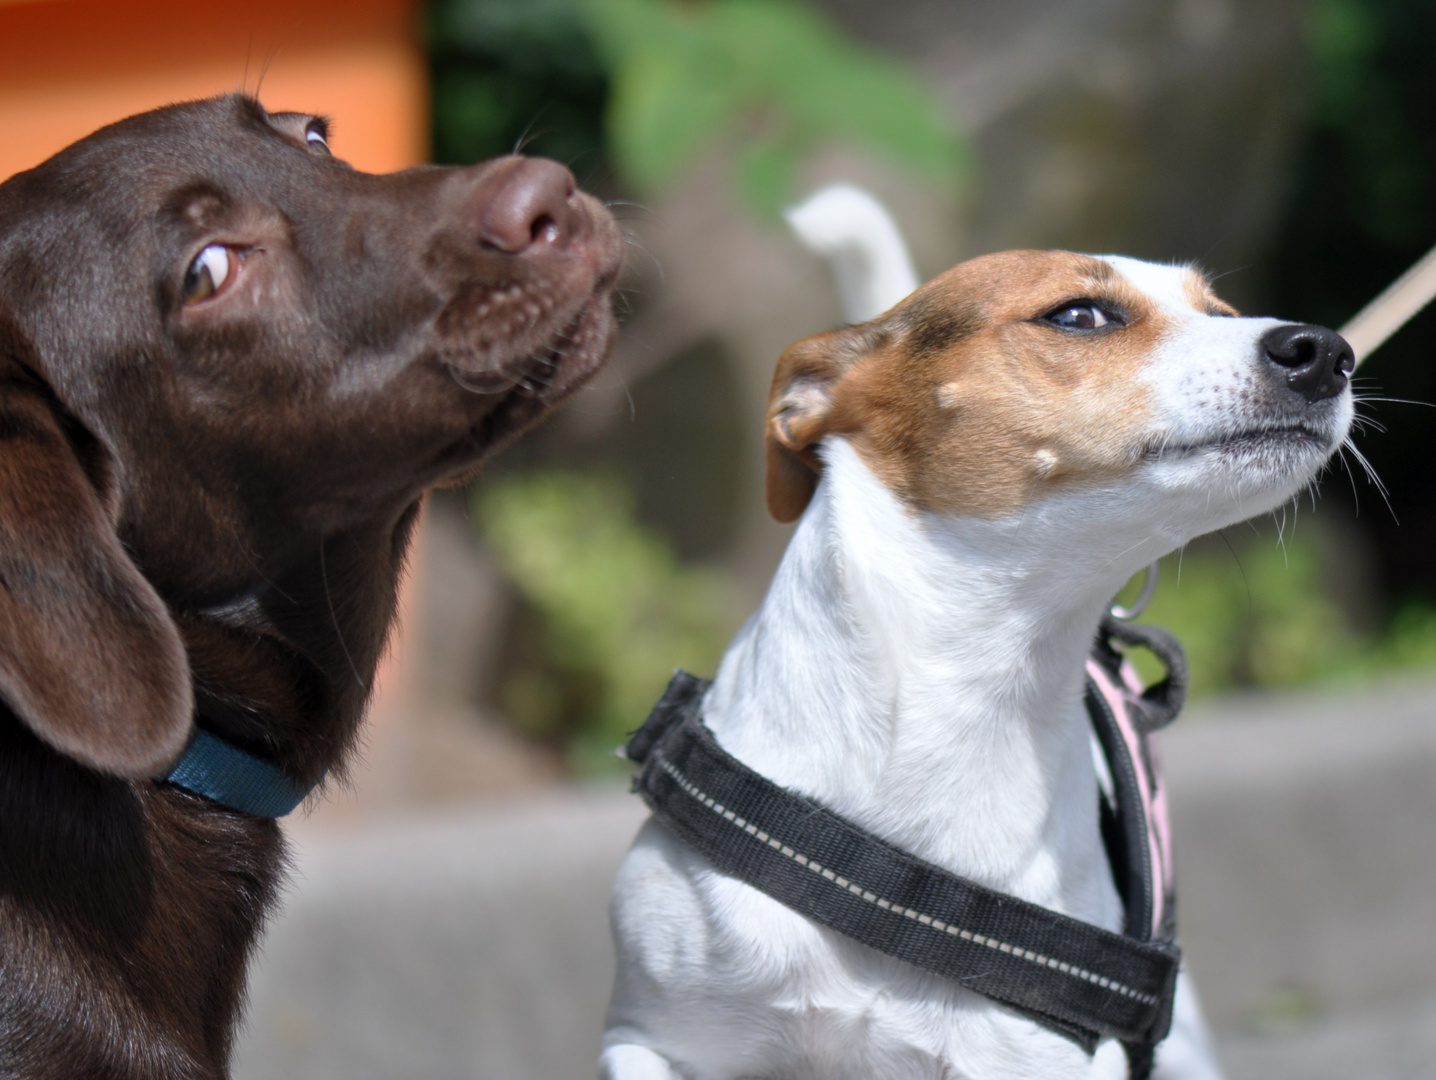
[
  {"x1": 1150, "y1": 424, "x2": 1330, "y2": 459},
  {"x1": 449, "y1": 367, "x2": 522, "y2": 394},
  {"x1": 445, "y1": 310, "x2": 585, "y2": 397}
]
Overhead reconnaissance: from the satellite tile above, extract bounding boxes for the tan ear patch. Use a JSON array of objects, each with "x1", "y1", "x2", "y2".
[
  {"x1": 765, "y1": 429, "x2": 821, "y2": 523},
  {"x1": 763, "y1": 324, "x2": 881, "y2": 522}
]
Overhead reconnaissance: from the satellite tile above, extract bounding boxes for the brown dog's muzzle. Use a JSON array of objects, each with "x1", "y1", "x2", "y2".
[{"x1": 432, "y1": 155, "x2": 622, "y2": 404}]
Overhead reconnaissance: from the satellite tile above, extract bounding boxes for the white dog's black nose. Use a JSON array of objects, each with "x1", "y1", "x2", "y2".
[{"x1": 1260, "y1": 324, "x2": 1355, "y2": 402}]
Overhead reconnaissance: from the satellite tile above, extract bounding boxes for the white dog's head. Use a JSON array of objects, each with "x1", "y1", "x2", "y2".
[{"x1": 765, "y1": 251, "x2": 1354, "y2": 556}]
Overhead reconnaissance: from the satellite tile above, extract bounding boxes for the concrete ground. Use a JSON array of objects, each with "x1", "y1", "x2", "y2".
[{"x1": 233, "y1": 676, "x2": 1436, "y2": 1079}]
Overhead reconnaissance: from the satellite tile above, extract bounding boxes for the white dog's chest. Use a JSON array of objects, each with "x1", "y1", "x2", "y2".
[{"x1": 609, "y1": 821, "x2": 1130, "y2": 1080}]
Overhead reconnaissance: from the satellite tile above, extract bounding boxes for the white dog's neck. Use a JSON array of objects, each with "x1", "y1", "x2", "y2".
[{"x1": 704, "y1": 438, "x2": 1153, "y2": 927}]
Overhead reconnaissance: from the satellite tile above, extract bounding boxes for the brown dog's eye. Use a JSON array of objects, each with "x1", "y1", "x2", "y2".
[
  {"x1": 1042, "y1": 303, "x2": 1121, "y2": 331},
  {"x1": 305, "y1": 123, "x2": 330, "y2": 155},
  {"x1": 182, "y1": 244, "x2": 232, "y2": 304}
]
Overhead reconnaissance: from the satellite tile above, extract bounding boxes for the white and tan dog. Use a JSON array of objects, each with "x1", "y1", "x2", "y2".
[{"x1": 601, "y1": 249, "x2": 1354, "y2": 1079}]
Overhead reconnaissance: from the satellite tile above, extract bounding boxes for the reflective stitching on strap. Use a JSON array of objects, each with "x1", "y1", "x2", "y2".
[
  {"x1": 627, "y1": 666, "x2": 1184, "y2": 1063},
  {"x1": 655, "y1": 754, "x2": 1160, "y2": 1007}
]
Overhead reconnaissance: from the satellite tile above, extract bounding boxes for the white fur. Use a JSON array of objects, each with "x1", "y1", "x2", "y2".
[
  {"x1": 784, "y1": 185, "x2": 921, "y2": 323},
  {"x1": 602, "y1": 258, "x2": 1349, "y2": 1079}
]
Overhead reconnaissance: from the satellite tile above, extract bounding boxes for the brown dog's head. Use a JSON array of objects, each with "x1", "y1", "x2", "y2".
[{"x1": 0, "y1": 95, "x2": 622, "y2": 778}]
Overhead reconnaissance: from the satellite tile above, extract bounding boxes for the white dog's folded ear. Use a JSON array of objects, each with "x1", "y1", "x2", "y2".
[
  {"x1": 0, "y1": 320, "x2": 192, "y2": 778},
  {"x1": 765, "y1": 324, "x2": 874, "y2": 523}
]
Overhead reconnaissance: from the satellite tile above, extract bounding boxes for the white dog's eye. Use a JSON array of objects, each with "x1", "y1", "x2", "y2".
[
  {"x1": 1044, "y1": 303, "x2": 1115, "y2": 331},
  {"x1": 182, "y1": 244, "x2": 232, "y2": 305},
  {"x1": 306, "y1": 125, "x2": 330, "y2": 153}
]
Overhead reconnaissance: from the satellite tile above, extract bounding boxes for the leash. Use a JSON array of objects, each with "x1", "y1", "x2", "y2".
[
  {"x1": 1340, "y1": 238, "x2": 1436, "y2": 366},
  {"x1": 625, "y1": 619, "x2": 1187, "y2": 1078},
  {"x1": 161, "y1": 729, "x2": 312, "y2": 817}
]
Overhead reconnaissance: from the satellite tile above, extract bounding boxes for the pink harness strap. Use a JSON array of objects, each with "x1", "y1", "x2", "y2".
[
  {"x1": 1086, "y1": 657, "x2": 1174, "y2": 940},
  {"x1": 1083, "y1": 615, "x2": 1187, "y2": 953}
]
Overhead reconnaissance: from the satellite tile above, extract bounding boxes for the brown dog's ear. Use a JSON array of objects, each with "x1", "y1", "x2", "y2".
[
  {"x1": 765, "y1": 325, "x2": 870, "y2": 523},
  {"x1": 0, "y1": 342, "x2": 191, "y2": 778}
]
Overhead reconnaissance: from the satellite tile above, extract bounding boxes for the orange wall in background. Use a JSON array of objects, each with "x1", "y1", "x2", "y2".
[
  {"x1": 0, "y1": 0, "x2": 428, "y2": 711},
  {"x1": 0, "y1": 0, "x2": 426, "y2": 181}
]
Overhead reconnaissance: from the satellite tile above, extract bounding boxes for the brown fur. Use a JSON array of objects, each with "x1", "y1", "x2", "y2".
[
  {"x1": 1181, "y1": 266, "x2": 1239, "y2": 318},
  {"x1": 0, "y1": 95, "x2": 621, "y2": 1077},
  {"x1": 767, "y1": 251, "x2": 1185, "y2": 520}
]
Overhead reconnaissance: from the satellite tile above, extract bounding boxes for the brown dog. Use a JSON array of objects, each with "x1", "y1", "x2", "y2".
[{"x1": 0, "y1": 94, "x2": 621, "y2": 1078}]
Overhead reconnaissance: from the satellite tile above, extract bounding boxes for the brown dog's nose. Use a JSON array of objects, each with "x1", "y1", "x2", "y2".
[
  {"x1": 1261, "y1": 323, "x2": 1355, "y2": 403},
  {"x1": 478, "y1": 157, "x2": 579, "y2": 255}
]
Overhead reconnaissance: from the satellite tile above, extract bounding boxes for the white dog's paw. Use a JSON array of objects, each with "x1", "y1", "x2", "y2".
[{"x1": 599, "y1": 1043, "x2": 684, "y2": 1080}]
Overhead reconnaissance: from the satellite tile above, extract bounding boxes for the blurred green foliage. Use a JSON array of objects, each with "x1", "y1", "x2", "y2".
[
  {"x1": 474, "y1": 472, "x2": 738, "y2": 771},
  {"x1": 1119, "y1": 532, "x2": 1436, "y2": 698},
  {"x1": 1301, "y1": 0, "x2": 1431, "y2": 249},
  {"x1": 585, "y1": 0, "x2": 965, "y2": 213},
  {"x1": 1127, "y1": 0, "x2": 1436, "y2": 702},
  {"x1": 428, "y1": 0, "x2": 610, "y2": 173},
  {"x1": 1120, "y1": 536, "x2": 1354, "y2": 695},
  {"x1": 435, "y1": 0, "x2": 1436, "y2": 765},
  {"x1": 428, "y1": 0, "x2": 965, "y2": 213},
  {"x1": 1270, "y1": 0, "x2": 1436, "y2": 602},
  {"x1": 432, "y1": 0, "x2": 966, "y2": 764}
]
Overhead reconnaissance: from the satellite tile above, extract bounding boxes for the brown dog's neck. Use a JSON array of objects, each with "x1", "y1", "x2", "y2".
[
  {"x1": 0, "y1": 503, "x2": 422, "y2": 1079},
  {"x1": 179, "y1": 499, "x2": 423, "y2": 791},
  {"x1": 0, "y1": 708, "x2": 285, "y2": 1077}
]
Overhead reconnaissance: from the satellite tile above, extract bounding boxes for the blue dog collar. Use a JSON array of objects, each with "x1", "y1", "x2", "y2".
[{"x1": 163, "y1": 729, "x2": 312, "y2": 818}]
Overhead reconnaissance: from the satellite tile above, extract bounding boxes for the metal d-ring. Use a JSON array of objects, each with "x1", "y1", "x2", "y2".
[{"x1": 1110, "y1": 560, "x2": 1160, "y2": 621}]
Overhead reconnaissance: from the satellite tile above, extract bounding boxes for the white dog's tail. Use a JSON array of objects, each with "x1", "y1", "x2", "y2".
[{"x1": 784, "y1": 184, "x2": 920, "y2": 324}]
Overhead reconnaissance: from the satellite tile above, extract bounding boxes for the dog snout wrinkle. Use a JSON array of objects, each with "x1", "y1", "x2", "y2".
[
  {"x1": 476, "y1": 156, "x2": 580, "y2": 255},
  {"x1": 1259, "y1": 323, "x2": 1354, "y2": 403}
]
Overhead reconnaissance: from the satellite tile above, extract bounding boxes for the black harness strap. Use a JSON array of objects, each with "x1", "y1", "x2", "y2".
[{"x1": 626, "y1": 622, "x2": 1187, "y2": 1076}]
